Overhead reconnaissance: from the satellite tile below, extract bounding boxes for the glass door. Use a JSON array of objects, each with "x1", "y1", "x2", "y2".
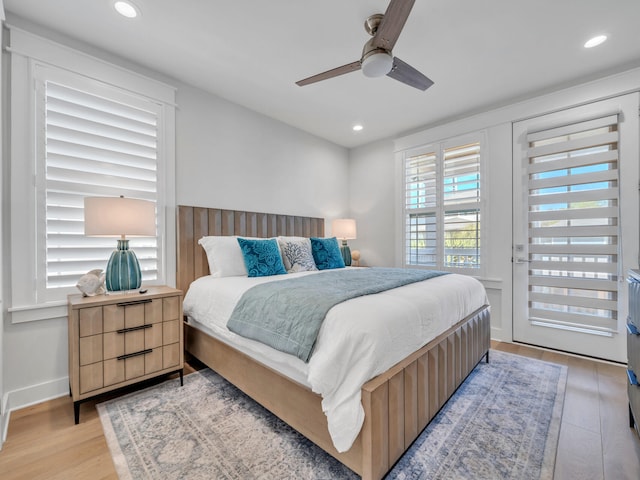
[{"x1": 512, "y1": 95, "x2": 639, "y2": 362}]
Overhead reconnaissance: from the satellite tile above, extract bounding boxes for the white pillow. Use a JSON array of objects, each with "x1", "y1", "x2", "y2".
[
  {"x1": 198, "y1": 236, "x2": 247, "y2": 277},
  {"x1": 277, "y1": 237, "x2": 318, "y2": 273}
]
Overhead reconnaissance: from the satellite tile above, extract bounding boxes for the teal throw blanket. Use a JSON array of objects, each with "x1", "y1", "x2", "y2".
[{"x1": 227, "y1": 268, "x2": 449, "y2": 362}]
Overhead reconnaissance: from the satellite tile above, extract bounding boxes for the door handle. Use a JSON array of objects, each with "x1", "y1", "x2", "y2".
[{"x1": 514, "y1": 258, "x2": 530, "y2": 263}]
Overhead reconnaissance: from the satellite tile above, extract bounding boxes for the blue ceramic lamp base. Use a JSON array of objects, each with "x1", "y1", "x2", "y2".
[
  {"x1": 106, "y1": 239, "x2": 142, "y2": 291},
  {"x1": 340, "y1": 241, "x2": 352, "y2": 267}
]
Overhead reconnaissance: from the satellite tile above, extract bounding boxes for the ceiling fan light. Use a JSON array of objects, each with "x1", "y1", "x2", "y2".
[{"x1": 362, "y1": 52, "x2": 393, "y2": 78}]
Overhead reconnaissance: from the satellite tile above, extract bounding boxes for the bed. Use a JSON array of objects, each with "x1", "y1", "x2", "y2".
[{"x1": 177, "y1": 205, "x2": 491, "y2": 480}]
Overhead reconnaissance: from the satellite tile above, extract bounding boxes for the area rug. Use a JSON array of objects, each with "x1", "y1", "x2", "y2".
[{"x1": 98, "y1": 350, "x2": 566, "y2": 479}]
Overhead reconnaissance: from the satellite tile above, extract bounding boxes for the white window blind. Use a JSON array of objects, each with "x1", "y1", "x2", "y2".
[
  {"x1": 404, "y1": 140, "x2": 481, "y2": 270},
  {"x1": 443, "y1": 143, "x2": 481, "y2": 268},
  {"x1": 405, "y1": 151, "x2": 437, "y2": 265},
  {"x1": 526, "y1": 114, "x2": 619, "y2": 336},
  {"x1": 43, "y1": 81, "x2": 159, "y2": 291}
]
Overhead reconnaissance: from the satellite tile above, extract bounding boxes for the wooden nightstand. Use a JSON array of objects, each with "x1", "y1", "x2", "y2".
[{"x1": 67, "y1": 285, "x2": 184, "y2": 423}]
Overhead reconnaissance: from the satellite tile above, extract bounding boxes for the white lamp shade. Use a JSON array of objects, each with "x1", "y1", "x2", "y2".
[
  {"x1": 332, "y1": 218, "x2": 357, "y2": 240},
  {"x1": 84, "y1": 196, "x2": 156, "y2": 237}
]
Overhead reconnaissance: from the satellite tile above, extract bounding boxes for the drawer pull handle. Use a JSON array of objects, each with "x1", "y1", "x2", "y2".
[
  {"x1": 627, "y1": 323, "x2": 640, "y2": 336},
  {"x1": 116, "y1": 299, "x2": 153, "y2": 307},
  {"x1": 117, "y1": 349, "x2": 153, "y2": 361},
  {"x1": 117, "y1": 324, "x2": 153, "y2": 334},
  {"x1": 628, "y1": 369, "x2": 639, "y2": 387}
]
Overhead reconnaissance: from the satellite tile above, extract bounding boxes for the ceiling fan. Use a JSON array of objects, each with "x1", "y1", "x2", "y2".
[{"x1": 296, "y1": 0, "x2": 433, "y2": 91}]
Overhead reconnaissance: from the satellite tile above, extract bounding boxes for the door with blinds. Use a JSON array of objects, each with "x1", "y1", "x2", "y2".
[{"x1": 512, "y1": 95, "x2": 639, "y2": 362}]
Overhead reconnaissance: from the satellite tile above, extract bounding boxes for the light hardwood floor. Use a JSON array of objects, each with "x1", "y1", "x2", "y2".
[{"x1": 0, "y1": 343, "x2": 639, "y2": 479}]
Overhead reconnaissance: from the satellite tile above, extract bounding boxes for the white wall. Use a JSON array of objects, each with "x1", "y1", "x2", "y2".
[
  {"x1": 348, "y1": 139, "x2": 396, "y2": 267},
  {"x1": 1, "y1": 25, "x2": 349, "y2": 415},
  {"x1": 176, "y1": 83, "x2": 348, "y2": 221},
  {"x1": 349, "y1": 66, "x2": 640, "y2": 343}
]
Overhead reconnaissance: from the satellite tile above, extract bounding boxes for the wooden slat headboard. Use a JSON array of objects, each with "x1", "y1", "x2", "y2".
[{"x1": 176, "y1": 206, "x2": 325, "y2": 292}]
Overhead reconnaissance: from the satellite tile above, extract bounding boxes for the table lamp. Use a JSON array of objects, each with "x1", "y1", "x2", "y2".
[
  {"x1": 332, "y1": 218, "x2": 357, "y2": 266},
  {"x1": 84, "y1": 196, "x2": 156, "y2": 292}
]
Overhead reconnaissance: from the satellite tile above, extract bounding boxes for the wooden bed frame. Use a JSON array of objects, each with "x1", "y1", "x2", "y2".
[{"x1": 177, "y1": 205, "x2": 491, "y2": 480}]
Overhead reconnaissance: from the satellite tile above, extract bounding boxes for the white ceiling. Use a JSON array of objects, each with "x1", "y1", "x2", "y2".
[{"x1": 5, "y1": 0, "x2": 640, "y2": 148}]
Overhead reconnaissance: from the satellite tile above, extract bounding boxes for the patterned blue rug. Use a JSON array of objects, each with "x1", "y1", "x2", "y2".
[{"x1": 98, "y1": 350, "x2": 566, "y2": 479}]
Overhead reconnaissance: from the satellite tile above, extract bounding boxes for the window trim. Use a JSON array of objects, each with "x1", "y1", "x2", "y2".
[
  {"x1": 8, "y1": 26, "x2": 176, "y2": 322},
  {"x1": 397, "y1": 131, "x2": 487, "y2": 276}
]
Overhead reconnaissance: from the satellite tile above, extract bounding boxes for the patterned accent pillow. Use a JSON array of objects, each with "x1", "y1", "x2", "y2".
[
  {"x1": 278, "y1": 237, "x2": 318, "y2": 273},
  {"x1": 237, "y1": 238, "x2": 287, "y2": 277},
  {"x1": 310, "y1": 237, "x2": 345, "y2": 270}
]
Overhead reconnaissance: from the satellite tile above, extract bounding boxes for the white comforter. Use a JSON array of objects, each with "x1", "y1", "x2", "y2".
[{"x1": 182, "y1": 269, "x2": 488, "y2": 452}]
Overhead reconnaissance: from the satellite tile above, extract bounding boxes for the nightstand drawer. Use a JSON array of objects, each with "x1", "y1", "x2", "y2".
[
  {"x1": 163, "y1": 343, "x2": 180, "y2": 369},
  {"x1": 163, "y1": 319, "x2": 180, "y2": 345},
  {"x1": 80, "y1": 362, "x2": 103, "y2": 394},
  {"x1": 80, "y1": 334, "x2": 103, "y2": 366},
  {"x1": 146, "y1": 322, "x2": 163, "y2": 348},
  {"x1": 104, "y1": 358, "x2": 125, "y2": 386},
  {"x1": 103, "y1": 304, "x2": 124, "y2": 332},
  {"x1": 124, "y1": 329, "x2": 145, "y2": 355},
  {"x1": 146, "y1": 348, "x2": 163, "y2": 373},
  {"x1": 103, "y1": 323, "x2": 162, "y2": 359},
  {"x1": 126, "y1": 355, "x2": 145, "y2": 380},
  {"x1": 103, "y1": 348, "x2": 164, "y2": 386},
  {"x1": 164, "y1": 296, "x2": 180, "y2": 321},
  {"x1": 145, "y1": 298, "x2": 163, "y2": 324},
  {"x1": 79, "y1": 307, "x2": 102, "y2": 337},
  {"x1": 124, "y1": 303, "x2": 146, "y2": 329}
]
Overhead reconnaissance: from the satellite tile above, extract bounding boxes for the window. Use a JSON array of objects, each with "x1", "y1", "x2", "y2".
[
  {"x1": 41, "y1": 78, "x2": 161, "y2": 292},
  {"x1": 9, "y1": 28, "x2": 175, "y2": 317},
  {"x1": 403, "y1": 136, "x2": 482, "y2": 272}
]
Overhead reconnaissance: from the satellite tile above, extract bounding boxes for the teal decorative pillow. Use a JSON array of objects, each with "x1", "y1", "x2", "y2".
[
  {"x1": 310, "y1": 237, "x2": 345, "y2": 270},
  {"x1": 237, "y1": 238, "x2": 287, "y2": 277}
]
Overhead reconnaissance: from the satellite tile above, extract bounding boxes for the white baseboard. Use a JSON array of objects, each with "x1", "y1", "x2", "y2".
[
  {"x1": 1, "y1": 377, "x2": 69, "y2": 449},
  {"x1": 4, "y1": 376, "x2": 69, "y2": 416},
  {"x1": 0, "y1": 412, "x2": 8, "y2": 450},
  {"x1": 1, "y1": 393, "x2": 9, "y2": 449},
  {"x1": 491, "y1": 326, "x2": 510, "y2": 342}
]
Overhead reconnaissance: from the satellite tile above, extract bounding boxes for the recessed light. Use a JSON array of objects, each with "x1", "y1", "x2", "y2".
[
  {"x1": 584, "y1": 35, "x2": 607, "y2": 48},
  {"x1": 353, "y1": 124, "x2": 363, "y2": 132},
  {"x1": 114, "y1": 1, "x2": 140, "y2": 19}
]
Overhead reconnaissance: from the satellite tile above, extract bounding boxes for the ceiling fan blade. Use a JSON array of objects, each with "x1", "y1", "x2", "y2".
[
  {"x1": 296, "y1": 61, "x2": 362, "y2": 86},
  {"x1": 387, "y1": 57, "x2": 434, "y2": 91},
  {"x1": 372, "y1": 0, "x2": 416, "y2": 51}
]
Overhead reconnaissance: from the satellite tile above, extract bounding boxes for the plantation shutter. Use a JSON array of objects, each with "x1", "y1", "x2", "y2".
[
  {"x1": 405, "y1": 151, "x2": 438, "y2": 266},
  {"x1": 44, "y1": 81, "x2": 159, "y2": 290},
  {"x1": 526, "y1": 114, "x2": 619, "y2": 335},
  {"x1": 443, "y1": 143, "x2": 481, "y2": 268}
]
